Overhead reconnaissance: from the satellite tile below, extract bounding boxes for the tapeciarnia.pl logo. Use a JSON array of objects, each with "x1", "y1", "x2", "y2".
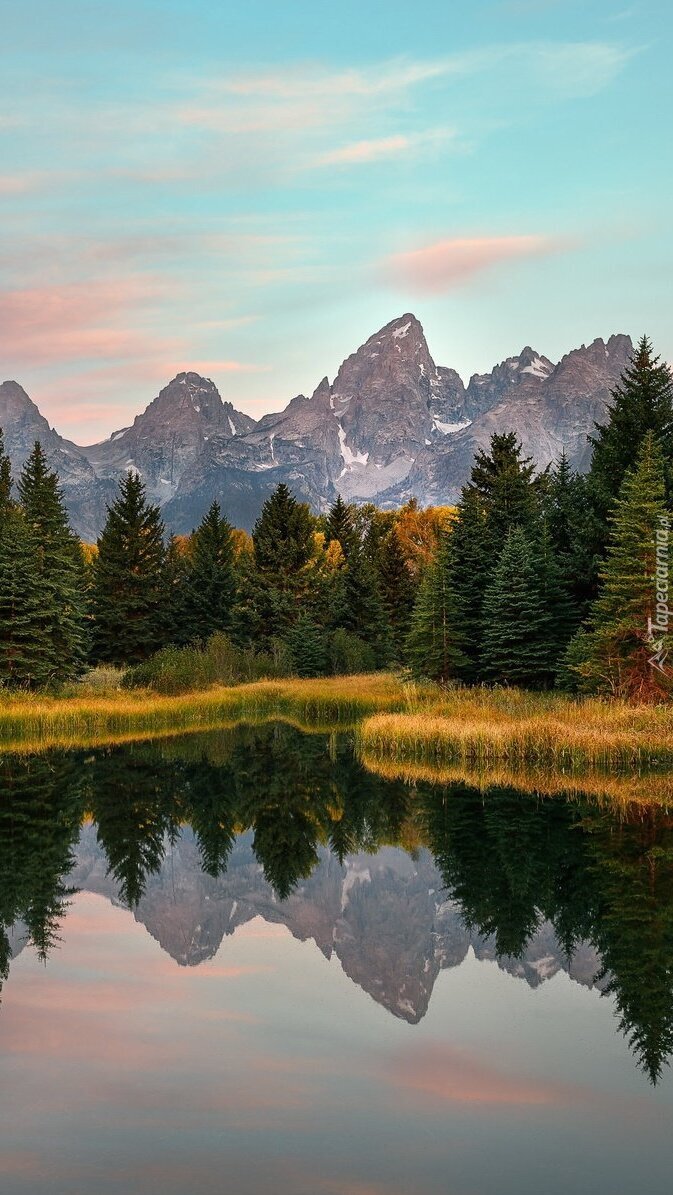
[{"x1": 647, "y1": 515, "x2": 670, "y2": 674}]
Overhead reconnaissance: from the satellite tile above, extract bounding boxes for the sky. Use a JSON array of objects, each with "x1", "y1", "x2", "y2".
[{"x1": 1, "y1": 0, "x2": 671, "y2": 443}]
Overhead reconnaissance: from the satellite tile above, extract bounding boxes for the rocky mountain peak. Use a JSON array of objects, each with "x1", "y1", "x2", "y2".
[
  {"x1": 0, "y1": 378, "x2": 37, "y2": 418},
  {"x1": 134, "y1": 372, "x2": 224, "y2": 430},
  {"x1": 333, "y1": 313, "x2": 435, "y2": 398}
]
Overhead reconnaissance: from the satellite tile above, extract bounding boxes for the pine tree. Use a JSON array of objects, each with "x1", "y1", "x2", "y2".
[
  {"x1": 406, "y1": 531, "x2": 468, "y2": 682},
  {"x1": 481, "y1": 527, "x2": 556, "y2": 688},
  {"x1": 182, "y1": 502, "x2": 237, "y2": 642},
  {"x1": 18, "y1": 441, "x2": 86, "y2": 680},
  {"x1": 92, "y1": 472, "x2": 167, "y2": 665},
  {"x1": 571, "y1": 432, "x2": 673, "y2": 700}
]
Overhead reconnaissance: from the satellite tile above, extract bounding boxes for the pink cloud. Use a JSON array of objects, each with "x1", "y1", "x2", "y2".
[
  {"x1": 316, "y1": 135, "x2": 411, "y2": 166},
  {"x1": 315, "y1": 128, "x2": 453, "y2": 167},
  {"x1": 0, "y1": 1152, "x2": 46, "y2": 1177},
  {"x1": 0, "y1": 276, "x2": 180, "y2": 365},
  {"x1": 177, "y1": 60, "x2": 453, "y2": 136},
  {"x1": 383, "y1": 234, "x2": 570, "y2": 293},
  {"x1": 161, "y1": 358, "x2": 270, "y2": 376},
  {"x1": 0, "y1": 172, "x2": 46, "y2": 195},
  {"x1": 221, "y1": 61, "x2": 451, "y2": 99}
]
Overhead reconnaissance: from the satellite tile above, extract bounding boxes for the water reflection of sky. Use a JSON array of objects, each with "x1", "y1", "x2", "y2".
[{"x1": 1, "y1": 890, "x2": 672, "y2": 1195}]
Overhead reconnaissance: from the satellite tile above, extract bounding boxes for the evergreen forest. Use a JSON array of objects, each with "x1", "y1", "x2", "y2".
[{"x1": 1, "y1": 336, "x2": 672, "y2": 703}]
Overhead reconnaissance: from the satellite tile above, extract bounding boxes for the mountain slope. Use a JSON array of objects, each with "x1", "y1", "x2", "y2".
[
  {"x1": 1, "y1": 319, "x2": 636, "y2": 536},
  {"x1": 80, "y1": 371, "x2": 257, "y2": 511},
  {"x1": 0, "y1": 380, "x2": 113, "y2": 541}
]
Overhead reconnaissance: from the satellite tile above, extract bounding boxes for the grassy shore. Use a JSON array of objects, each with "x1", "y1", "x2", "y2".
[
  {"x1": 2, "y1": 675, "x2": 673, "y2": 786},
  {"x1": 0, "y1": 674, "x2": 404, "y2": 754},
  {"x1": 357, "y1": 687, "x2": 673, "y2": 771}
]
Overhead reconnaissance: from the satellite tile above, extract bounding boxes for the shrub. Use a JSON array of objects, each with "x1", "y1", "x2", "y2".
[
  {"x1": 329, "y1": 629, "x2": 376, "y2": 675},
  {"x1": 122, "y1": 632, "x2": 294, "y2": 695}
]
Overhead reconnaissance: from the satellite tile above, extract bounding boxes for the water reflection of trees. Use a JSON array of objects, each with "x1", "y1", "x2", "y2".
[
  {"x1": 420, "y1": 783, "x2": 673, "y2": 1083},
  {"x1": 1, "y1": 724, "x2": 673, "y2": 1081},
  {"x1": 0, "y1": 752, "x2": 82, "y2": 1000}
]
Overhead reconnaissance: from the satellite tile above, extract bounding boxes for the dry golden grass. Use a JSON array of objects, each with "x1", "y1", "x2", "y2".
[
  {"x1": 357, "y1": 688, "x2": 673, "y2": 777},
  {"x1": 0, "y1": 674, "x2": 402, "y2": 755}
]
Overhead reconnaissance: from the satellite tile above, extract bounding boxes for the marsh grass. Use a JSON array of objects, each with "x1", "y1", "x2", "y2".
[
  {"x1": 0, "y1": 674, "x2": 402, "y2": 755},
  {"x1": 4, "y1": 674, "x2": 673, "y2": 786},
  {"x1": 357, "y1": 690, "x2": 673, "y2": 773}
]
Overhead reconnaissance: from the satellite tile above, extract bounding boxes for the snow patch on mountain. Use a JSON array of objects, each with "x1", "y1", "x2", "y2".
[
  {"x1": 392, "y1": 321, "x2": 411, "y2": 339},
  {"x1": 338, "y1": 422, "x2": 369, "y2": 474},
  {"x1": 522, "y1": 356, "x2": 552, "y2": 379},
  {"x1": 433, "y1": 418, "x2": 472, "y2": 435}
]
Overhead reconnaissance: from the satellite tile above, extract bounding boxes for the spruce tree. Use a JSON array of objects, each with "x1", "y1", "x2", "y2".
[
  {"x1": 0, "y1": 507, "x2": 51, "y2": 687},
  {"x1": 377, "y1": 527, "x2": 416, "y2": 658},
  {"x1": 0, "y1": 428, "x2": 11, "y2": 512},
  {"x1": 533, "y1": 516, "x2": 578, "y2": 665},
  {"x1": 406, "y1": 532, "x2": 468, "y2": 682},
  {"x1": 285, "y1": 611, "x2": 328, "y2": 677},
  {"x1": 18, "y1": 441, "x2": 86, "y2": 680},
  {"x1": 469, "y1": 431, "x2": 539, "y2": 541},
  {"x1": 253, "y1": 483, "x2": 313, "y2": 575},
  {"x1": 590, "y1": 336, "x2": 673, "y2": 514},
  {"x1": 571, "y1": 432, "x2": 673, "y2": 700},
  {"x1": 326, "y1": 494, "x2": 359, "y2": 561},
  {"x1": 233, "y1": 484, "x2": 319, "y2": 649},
  {"x1": 450, "y1": 433, "x2": 542, "y2": 678},
  {"x1": 447, "y1": 486, "x2": 492, "y2": 677},
  {"x1": 544, "y1": 453, "x2": 594, "y2": 623},
  {"x1": 182, "y1": 502, "x2": 237, "y2": 642},
  {"x1": 481, "y1": 527, "x2": 556, "y2": 688},
  {"x1": 92, "y1": 472, "x2": 167, "y2": 665},
  {"x1": 161, "y1": 535, "x2": 191, "y2": 646},
  {"x1": 0, "y1": 434, "x2": 57, "y2": 688},
  {"x1": 343, "y1": 546, "x2": 392, "y2": 668}
]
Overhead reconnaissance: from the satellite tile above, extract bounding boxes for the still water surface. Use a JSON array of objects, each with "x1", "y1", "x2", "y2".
[{"x1": 1, "y1": 722, "x2": 673, "y2": 1194}]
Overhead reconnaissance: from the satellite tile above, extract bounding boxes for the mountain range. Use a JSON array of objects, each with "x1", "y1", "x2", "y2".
[{"x1": 0, "y1": 315, "x2": 633, "y2": 539}]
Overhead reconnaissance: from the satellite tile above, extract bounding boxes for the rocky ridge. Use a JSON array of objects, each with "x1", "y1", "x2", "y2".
[{"x1": 0, "y1": 316, "x2": 634, "y2": 537}]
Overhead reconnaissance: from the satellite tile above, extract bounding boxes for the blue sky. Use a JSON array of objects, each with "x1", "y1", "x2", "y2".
[{"x1": 1, "y1": 0, "x2": 670, "y2": 441}]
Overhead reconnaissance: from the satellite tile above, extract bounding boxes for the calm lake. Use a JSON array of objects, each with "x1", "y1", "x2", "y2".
[{"x1": 1, "y1": 721, "x2": 673, "y2": 1194}]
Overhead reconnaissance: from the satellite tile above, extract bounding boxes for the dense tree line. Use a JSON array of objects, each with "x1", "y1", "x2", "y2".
[
  {"x1": 408, "y1": 335, "x2": 673, "y2": 699},
  {"x1": 0, "y1": 335, "x2": 671, "y2": 699}
]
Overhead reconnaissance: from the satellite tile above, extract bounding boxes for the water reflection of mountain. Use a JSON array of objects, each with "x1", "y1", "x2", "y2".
[
  {"x1": 71, "y1": 828, "x2": 605, "y2": 1023},
  {"x1": 1, "y1": 724, "x2": 673, "y2": 1081}
]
